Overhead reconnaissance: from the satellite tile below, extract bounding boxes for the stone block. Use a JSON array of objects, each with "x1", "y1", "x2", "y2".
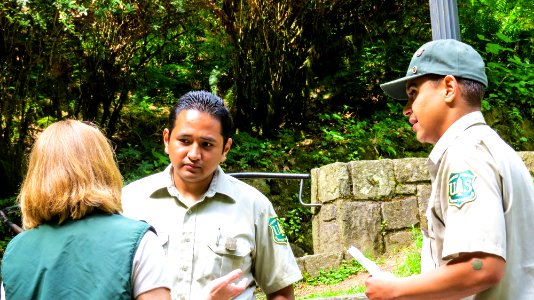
[
  {"x1": 417, "y1": 184, "x2": 432, "y2": 230},
  {"x1": 297, "y1": 252, "x2": 344, "y2": 278},
  {"x1": 320, "y1": 203, "x2": 337, "y2": 222},
  {"x1": 395, "y1": 183, "x2": 417, "y2": 195},
  {"x1": 313, "y1": 220, "x2": 341, "y2": 254},
  {"x1": 381, "y1": 198, "x2": 419, "y2": 230},
  {"x1": 518, "y1": 151, "x2": 534, "y2": 177},
  {"x1": 348, "y1": 160, "x2": 395, "y2": 200},
  {"x1": 340, "y1": 201, "x2": 383, "y2": 255},
  {"x1": 384, "y1": 230, "x2": 415, "y2": 252},
  {"x1": 296, "y1": 256, "x2": 305, "y2": 273},
  {"x1": 393, "y1": 157, "x2": 429, "y2": 183},
  {"x1": 315, "y1": 162, "x2": 351, "y2": 203}
]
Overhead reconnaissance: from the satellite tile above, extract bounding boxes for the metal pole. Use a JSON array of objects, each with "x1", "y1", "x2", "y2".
[
  {"x1": 227, "y1": 172, "x2": 321, "y2": 207},
  {"x1": 429, "y1": 0, "x2": 461, "y2": 40}
]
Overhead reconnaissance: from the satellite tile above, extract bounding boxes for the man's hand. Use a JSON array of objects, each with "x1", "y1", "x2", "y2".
[
  {"x1": 204, "y1": 269, "x2": 248, "y2": 300},
  {"x1": 364, "y1": 272, "x2": 401, "y2": 300}
]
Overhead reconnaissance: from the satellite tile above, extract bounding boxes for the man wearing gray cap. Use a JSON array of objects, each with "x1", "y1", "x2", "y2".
[{"x1": 365, "y1": 39, "x2": 534, "y2": 299}]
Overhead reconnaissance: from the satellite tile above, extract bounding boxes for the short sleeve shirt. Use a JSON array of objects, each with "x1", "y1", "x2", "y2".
[
  {"x1": 421, "y1": 111, "x2": 534, "y2": 299},
  {"x1": 132, "y1": 230, "x2": 172, "y2": 297},
  {"x1": 122, "y1": 166, "x2": 302, "y2": 300}
]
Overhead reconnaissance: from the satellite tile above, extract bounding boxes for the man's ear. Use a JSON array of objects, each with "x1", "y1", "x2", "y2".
[
  {"x1": 221, "y1": 138, "x2": 232, "y2": 162},
  {"x1": 443, "y1": 75, "x2": 459, "y2": 104},
  {"x1": 163, "y1": 128, "x2": 170, "y2": 154}
]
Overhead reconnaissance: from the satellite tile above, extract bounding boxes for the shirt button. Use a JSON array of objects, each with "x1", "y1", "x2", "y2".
[
  {"x1": 182, "y1": 266, "x2": 188, "y2": 271},
  {"x1": 184, "y1": 238, "x2": 190, "y2": 242},
  {"x1": 187, "y1": 210, "x2": 192, "y2": 215}
]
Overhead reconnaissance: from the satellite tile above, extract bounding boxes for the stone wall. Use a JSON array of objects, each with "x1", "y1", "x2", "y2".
[{"x1": 296, "y1": 152, "x2": 534, "y2": 277}]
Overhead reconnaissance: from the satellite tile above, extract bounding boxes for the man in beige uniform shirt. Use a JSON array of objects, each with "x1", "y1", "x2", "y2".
[
  {"x1": 364, "y1": 39, "x2": 534, "y2": 299},
  {"x1": 122, "y1": 91, "x2": 302, "y2": 300}
]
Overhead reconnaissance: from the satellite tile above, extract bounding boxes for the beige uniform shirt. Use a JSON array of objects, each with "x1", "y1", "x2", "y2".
[
  {"x1": 421, "y1": 111, "x2": 534, "y2": 299},
  {"x1": 122, "y1": 166, "x2": 302, "y2": 300}
]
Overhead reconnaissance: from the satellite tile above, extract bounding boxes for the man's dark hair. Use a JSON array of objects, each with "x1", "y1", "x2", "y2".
[
  {"x1": 426, "y1": 74, "x2": 485, "y2": 107},
  {"x1": 168, "y1": 91, "x2": 234, "y2": 147},
  {"x1": 456, "y1": 78, "x2": 485, "y2": 107}
]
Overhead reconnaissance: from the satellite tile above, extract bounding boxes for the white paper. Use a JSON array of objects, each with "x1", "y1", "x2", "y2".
[{"x1": 347, "y1": 246, "x2": 382, "y2": 276}]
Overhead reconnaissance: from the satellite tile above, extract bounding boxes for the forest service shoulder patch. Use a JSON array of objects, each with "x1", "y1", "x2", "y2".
[
  {"x1": 268, "y1": 217, "x2": 288, "y2": 244},
  {"x1": 448, "y1": 170, "x2": 477, "y2": 208}
]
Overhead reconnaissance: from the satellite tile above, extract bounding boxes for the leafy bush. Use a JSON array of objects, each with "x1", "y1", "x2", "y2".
[
  {"x1": 279, "y1": 206, "x2": 313, "y2": 250},
  {"x1": 312, "y1": 103, "x2": 431, "y2": 162},
  {"x1": 115, "y1": 94, "x2": 172, "y2": 184},
  {"x1": 223, "y1": 131, "x2": 289, "y2": 172},
  {"x1": 477, "y1": 33, "x2": 534, "y2": 150},
  {"x1": 302, "y1": 259, "x2": 365, "y2": 286}
]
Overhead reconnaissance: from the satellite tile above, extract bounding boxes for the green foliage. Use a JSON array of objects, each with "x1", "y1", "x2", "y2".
[
  {"x1": 115, "y1": 95, "x2": 171, "y2": 184},
  {"x1": 279, "y1": 206, "x2": 312, "y2": 247},
  {"x1": 315, "y1": 103, "x2": 431, "y2": 162},
  {"x1": 462, "y1": 0, "x2": 533, "y2": 37},
  {"x1": 2, "y1": 0, "x2": 532, "y2": 197},
  {"x1": 458, "y1": 1, "x2": 533, "y2": 150},
  {"x1": 302, "y1": 259, "x2": 365, "y2": 286},
  {"x1": 476, "y1": 33, "x2": 534, "y2": 150},
  {"x1": 0, "y1": 0, "x2": 195, "y2": 197},
  {"x1": 224, "y1": 128, "x2": 317, "y2": 172},
  {"x1": 296, "y1": 285, "x2": 366, "y2": 299},
  {"x1": 223, "y1": 131, "x2": 289, "y2": 172},
  {"x1": 392, "y1": 227, "x2": 423, "y2": 277},
  {"x1": 117, "y1": 140, "x2": 169, "y2": 184}
]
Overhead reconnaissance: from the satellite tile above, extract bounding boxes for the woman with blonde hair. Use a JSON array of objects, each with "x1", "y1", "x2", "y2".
[{"x1": 0, "y1": 120, "x2": 246, "y2": 300}]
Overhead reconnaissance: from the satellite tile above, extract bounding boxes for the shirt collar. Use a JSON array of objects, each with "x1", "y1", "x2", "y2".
[
  {"x1": 163, "y1": 164, "x2": 236, "y2": 203},
  {"x1": 428, "y1": 111, "x2": 486, "y2": 165},
  {"x1": 205, "y1": 166, "x2": 237, "y2": 202}
]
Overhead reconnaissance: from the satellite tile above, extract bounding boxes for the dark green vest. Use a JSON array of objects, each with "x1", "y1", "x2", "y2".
[{"x1": 1, "y1": 213, "x2": 151, "y2": 300}]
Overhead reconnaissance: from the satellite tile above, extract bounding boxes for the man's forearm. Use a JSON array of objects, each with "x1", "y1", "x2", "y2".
[{"x1": 366, "y1": 252, "x2": 505, "y2": 299}]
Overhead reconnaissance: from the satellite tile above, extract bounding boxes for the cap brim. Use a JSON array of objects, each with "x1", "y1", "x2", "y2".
[{"x1": 380, "y1": 74, "x2": 425, "y2": 100}]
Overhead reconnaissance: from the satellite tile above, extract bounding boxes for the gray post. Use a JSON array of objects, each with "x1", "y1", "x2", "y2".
[{"x1": 429, "y1": 0, "x2": 461, "y2": 40}]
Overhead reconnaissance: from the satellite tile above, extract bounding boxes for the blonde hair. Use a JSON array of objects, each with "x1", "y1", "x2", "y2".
[{"x1": 18, "y1": 120, "x2": 123, "y2": 229}]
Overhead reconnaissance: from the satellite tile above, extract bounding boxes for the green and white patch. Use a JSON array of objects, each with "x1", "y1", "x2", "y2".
[
  {"x1": 268, "y1": 217, "x2": 288, "y2": 244},
  {"x1": 448, "y1": 170, "x2": 477, "y2": 208}
]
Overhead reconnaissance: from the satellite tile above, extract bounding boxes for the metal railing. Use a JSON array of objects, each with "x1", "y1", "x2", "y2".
[
  {"x1": 227, "y1": 172, "x2": 320, "y2": 207},
  {"x1": 0, "y1": 172, "x2": 319, "y2": 233}
]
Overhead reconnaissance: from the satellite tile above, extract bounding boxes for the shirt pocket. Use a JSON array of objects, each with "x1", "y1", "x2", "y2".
[{"x1": 206, "y1": 238, "x2": 252, "y2": 278}]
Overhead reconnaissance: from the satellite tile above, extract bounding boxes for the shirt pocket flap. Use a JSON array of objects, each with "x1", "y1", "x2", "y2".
[{"x1": 205, "y1": 238, "x2": 253, "y2": 276}]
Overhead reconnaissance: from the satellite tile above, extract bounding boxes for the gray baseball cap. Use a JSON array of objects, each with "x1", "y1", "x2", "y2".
[{"x1": 380, "y1": 39, "x2": 488, "y2": 100}]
